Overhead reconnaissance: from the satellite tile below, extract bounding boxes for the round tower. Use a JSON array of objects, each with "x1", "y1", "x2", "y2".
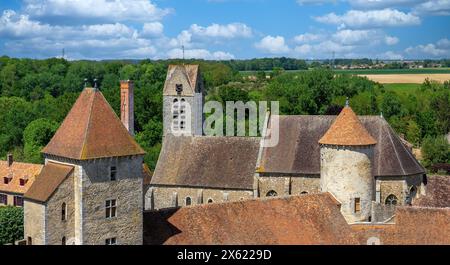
[{"x1": 319, "y1": 103, "x2": 377, "y2": 223}]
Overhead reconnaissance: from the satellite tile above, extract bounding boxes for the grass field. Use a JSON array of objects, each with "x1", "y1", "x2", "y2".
[{"x1": 361, "y1": 74, "x2": 450, "y2": 83}]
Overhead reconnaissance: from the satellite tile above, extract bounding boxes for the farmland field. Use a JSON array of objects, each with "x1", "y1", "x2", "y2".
[
  {"x1": 360, "y1": 74, "x2": 450, "y2": 83},
  {"x1": 240, "y1": 68, "x2": 450, "y2": 76}
]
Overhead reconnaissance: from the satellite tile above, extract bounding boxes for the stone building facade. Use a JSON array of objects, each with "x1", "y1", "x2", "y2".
[{"x1": 23, "y1": 85, "x2": 146, "y2": 245}]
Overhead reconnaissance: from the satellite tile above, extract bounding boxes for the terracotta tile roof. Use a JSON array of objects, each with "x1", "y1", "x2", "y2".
[
  {"x1": 42, "y1": 87, "x2": 145, "y2": 160},
  {"x1": 261, "y1": 115, "x2": 424, "y2": 177},
  {"x1": 151, "y1": 135, "x2": 260, "y2": 190},
  {"x1": 24, "y1": 162, "x2": 74, "y2": 203},
  {"x1": 319, "y1": 106, "x2": 377, "y2": 146},
  {"x1": 352, "y1": 207, "x2": 450, "y2": 245},
  {"x1": 163, "y1": 65, "x2": 201, "y2": 96},
  {"x1": 0, "y1": 161, "x2": 43, "y2": 195},
  {"x1": 143, "y1": 193, "x2": 359, "y2": 245},
  {"x1": 413, "y1": 175, "x2": 450, "y2": 208}
]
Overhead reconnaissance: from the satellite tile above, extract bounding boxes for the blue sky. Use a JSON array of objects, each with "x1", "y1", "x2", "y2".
[{"x1": 0, "y1": 0, "x2": 449, "y2": 60}]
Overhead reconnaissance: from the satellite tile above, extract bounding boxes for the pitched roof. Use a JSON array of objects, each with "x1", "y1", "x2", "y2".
[
  {"x1": 151, "y1": 135, "x2": 260, "y2": 190},
  {"x1": 143, "y1": 193, "x2": 359, "y2": 245},
  {"x1": 352, "y1": 207, "x2": 450, "y2": 245},
  {"x1": 42, "y1": 87, "x2": 145, "y2": 160},
  {"x1": 319, "y1": 106, "x2": 377, "y2": 146},
  {"x1": 0, "y1": 161, "x2": 43, "y2": 195},
  {"x1": 163, "y1": 65, "x2": 202, "y2": 96},
  {"x1": 260, "y1": 115, "x2": 425, "y2": 176},
  {"x1": 413, "y1": 175, "x2": 450, "y2": 208},
  {"x1": 24, "y1": 162, "x2": 74, "y2": 203},
  {"x1": 143, "y1": 164, "x2": 153, "y2": 186}
]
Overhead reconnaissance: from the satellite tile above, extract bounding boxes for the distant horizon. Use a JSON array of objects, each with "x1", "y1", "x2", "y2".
[{"x1": 1, "y1": 1, "x2": 449, "y2": 60}]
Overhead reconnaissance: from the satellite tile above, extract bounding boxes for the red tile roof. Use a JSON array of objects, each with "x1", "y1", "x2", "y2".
[
  {"x1": 42, "y1": 87, "x2": 145, "y2": 160},
  {"x1": 143, "y1": 193, "x2": 359, "y2": 245},
  {"x1": 24, "y1": 162, "x2": 74, "y2": 203},
  {"x1": 0, "y1": 161, "x2": 43, "y2": 195},
  {"x1": 319, "y1": 106, "x2": 377, "y2": 146}
]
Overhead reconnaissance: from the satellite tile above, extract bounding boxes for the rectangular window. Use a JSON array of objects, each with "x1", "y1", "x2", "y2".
[
  {"x1": 19, "y1": 178, "x2": 27, "y2": 186},
  {"x1": 110, "y1": 166, "x2": 117, "y2": 181},
  {"x1": 4, "y1": 177, "x2": 11, "y2": 184},
  {"x1": 105, "y1": 199, "x2": 117, "y2": 218},
  {"x1": 0, "y1": 194, "x2": 7, "y2": 205},
  {"x1": 14, "y1": 196, "x2": 24, "y2": 207},
  {"x1": 354, "y1": 198, "x2": 361, "y2": 213},
  {"x1": 105, "y1": 237, "x2": 117, "y2": 245}
]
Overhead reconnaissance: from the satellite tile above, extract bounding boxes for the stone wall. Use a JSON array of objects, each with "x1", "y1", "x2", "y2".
[
  {"x1": 320, "y1": 145, "x2": 374, "y2": 223},
  {"x1": 24, "y1": 200, "x2": 46, "y2": 245},
  {"x1": 377, "y1": 174, "x2": 424, "y2": 206},
  {"x1": 79, "y1": 156, "x2": 144, "y2": 245},
  {"x1": 371, "y1": 201, "x2": 396, "y2": 223},
  {"x1": 258, "y1": 175, "x2": 320, "y2": 197},
  {"x1": 146, "y1": 186, "x2": 253, "y2": 210},
  {"x1": 163, "y1": 94, "x2": 203, "y2": 137},
  {"x1": 45, "y1": 171, "x2": 75, "y2": 245}
]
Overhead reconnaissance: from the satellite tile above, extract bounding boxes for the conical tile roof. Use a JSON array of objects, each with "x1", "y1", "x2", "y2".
[{"x1": 319, "y1": 106, "x2": 377, "y2": 146}]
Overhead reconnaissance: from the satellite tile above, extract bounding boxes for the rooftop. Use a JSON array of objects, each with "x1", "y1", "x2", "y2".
[
  {"x1": 0, "y1": 160, "x2": 43, "y2": 195},
  {"x1": 42, "y1": 87, "x2": 145, "y2": 160},
  {"x1": 319, "y1": 106, "x2": 377, "y2": 146}
]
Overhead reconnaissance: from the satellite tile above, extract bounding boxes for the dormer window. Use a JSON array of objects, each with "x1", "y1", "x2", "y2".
[
  {"x1": 4, "y1": 175, "x2": 12, "y2": 185},
  {"x1": 19, "y1": 176, "x2": 28, "y2": 186},
  {"x1": 176, "y1": 84, "x2": 183, "y2": 95}
]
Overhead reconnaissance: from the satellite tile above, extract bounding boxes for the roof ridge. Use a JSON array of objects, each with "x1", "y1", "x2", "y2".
[{"x1": 80, "y1": 89, "x2": 97, "y2": 159}]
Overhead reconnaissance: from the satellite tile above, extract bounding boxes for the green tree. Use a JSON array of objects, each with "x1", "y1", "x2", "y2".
[
  {"x1": 421, "y1": 136, "x2": 450, "y2": 168},
  {"x1": 23, "y1": 118, "x2": 59, "y2": 163},
  {"x1": 406, "y1": 120, "x2": 421, "y2": 146},
  {"x1": 0, "y1": 206, "x2": 23, "y2": 245},
  {"x1": 381, "y1": 91, "x2": 401, "y2": 118}
]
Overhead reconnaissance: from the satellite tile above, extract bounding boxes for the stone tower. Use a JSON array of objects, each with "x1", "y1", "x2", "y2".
[
  {"x1": 163, "y1": 65, "x2": 204, "y2": 137},
  {"x1": 24, "y1": 85, "x2": 146, "y2": 245},
  {"x1": 319, "y1": 104, "x2": 377, "y2": 223}
]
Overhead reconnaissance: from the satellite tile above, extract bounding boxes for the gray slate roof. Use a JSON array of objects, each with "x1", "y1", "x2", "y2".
[
  {"x1": 260, "y1": 115, "x2": 425, "y2": 177},
  {"x1": 151, "y1": 135, "x2": 260, "y2": 190}
]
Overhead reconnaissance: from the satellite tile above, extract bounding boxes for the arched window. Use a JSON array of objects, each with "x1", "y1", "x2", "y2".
[
  {"x1": 385, "y1": 194, "x2": 398, "y2": 206},
  {"x1": 179, "y1": 99, "x2": 187, "y2": 131},
  {"x1": 300, "y1": 191, "x2": 308, "y2": 195},
  {"x1": 61, "y1": 202, "x2": 67, "y2": 221},
  {"x1": 62, "y1": 236, "x2": 66, "y2": 245},
  {"x1": 410, "y1": 186, "x2": 417, "y2": 199},
  {"x1": 207, "y1": 198, "x2": 213, "y2": 204},
  {"x1": 185, "y1": 197, "x2": 192, "y2": 206},
  {"x1": 266, "y1": 190, "x2": 278, "y2": 197},
  {"x1": 172, "y1": 99, "x2": 180, "y2": 131}
]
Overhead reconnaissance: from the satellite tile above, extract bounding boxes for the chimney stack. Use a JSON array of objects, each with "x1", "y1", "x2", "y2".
[
  {"x1": 7, "y1": 153, "x2": 13, "y2": 167},
  {"x1": 120, "y1": 80, "x2": 135, "y2": 135}
]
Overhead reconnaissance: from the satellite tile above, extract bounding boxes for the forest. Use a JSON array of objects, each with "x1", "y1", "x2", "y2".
[{"x1": 0, "y1": 56, "x2": 449, "y2": 172}]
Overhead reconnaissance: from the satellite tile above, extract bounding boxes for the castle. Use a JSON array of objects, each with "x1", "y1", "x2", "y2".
[
  {"x1": 15, "y1": 64, "x2": 445, "y2": 245},
  {"x1": 147, "y1": 64, "x2": 426, "y2": 224}
]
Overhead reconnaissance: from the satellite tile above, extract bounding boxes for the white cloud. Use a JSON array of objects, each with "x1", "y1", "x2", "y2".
[
  {"x1": 255, "y1": 35, "x2": 290, "y2": 54},
  {"x1": 297, "y1": 0, "x2": 338, "y2": 5},
  {"x1": 23, "y1": 0, "x2": 171, "y2": 22},
  {"x1": 315, "y1": 9, "x2": 421, "y2": 28},
  {"x1": 385, "y1": 36, "x2": 400, "y2": 45},
  {"x1": 294, "y1": 33, "x2": 325, "y2": 43},
  {"x1": 167, "y1": 48, "x2": 235, "y2": 60},
  {"x1": 189, "y1": 23, "x2": 252, "y2": 39},
  {"x1": 413, "y1": 0, "x2": 450, "y2": 16},
  {"x1": 348, "y1": 0, "x2": 425, "y2": 9},
  {"x1": 379, "y1": 51, "x2": 404, "y2": 60},
  {"x1": 141, "y1": 22, "x2": 164, "y2": 37},
  {"x1": 405, "y1": 38, "x2": 450, "y2": 58}
]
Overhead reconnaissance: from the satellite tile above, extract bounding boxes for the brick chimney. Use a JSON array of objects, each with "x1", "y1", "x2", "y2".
[
  {"x1": 7, "y1": 153, "x2": 13, "y2": 167},
  {"x1": 120, "y1": 80, "x2": 135, "y2": 135}
]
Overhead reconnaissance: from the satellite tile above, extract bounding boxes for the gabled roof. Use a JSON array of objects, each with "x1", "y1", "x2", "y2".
[
  {"x1": 143, "y1": 193, "x2": 359, "y2": 245},
  {"x1": 413, "y1": 175, "x2": 450, "y2": 208},
  {"x1": 260, "y1": 115, "x2": 425, "y2": 176},
  {"x1": 24, "y1": 162, "x2": 74, "y2": 203},
  {"x1": 319, "y1": 106, "x2": 377, "y2": 146},
  {"x1": 0, "y1": 161, "x2": 43, "y2": 195},
  {"x1": 151, "y1": 135, "x2": 260, "y2": 190},
  {"x1": 42, "y1": 88, "x2": 145, "y2": 160},
  {"x1": 163, "y1": 65, "x2": 201, "y2": 96}
]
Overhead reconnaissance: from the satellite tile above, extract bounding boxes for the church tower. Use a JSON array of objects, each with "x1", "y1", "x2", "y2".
[
  {"x1": 319, "y1": 102, "x2": 377, "y2": 223},
  {"x1": 162, "y1": 65, "x2": 204, "y2": 137},
  {"x1": 24, "y1": 84, "x2": 146, "y2": 245}
]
